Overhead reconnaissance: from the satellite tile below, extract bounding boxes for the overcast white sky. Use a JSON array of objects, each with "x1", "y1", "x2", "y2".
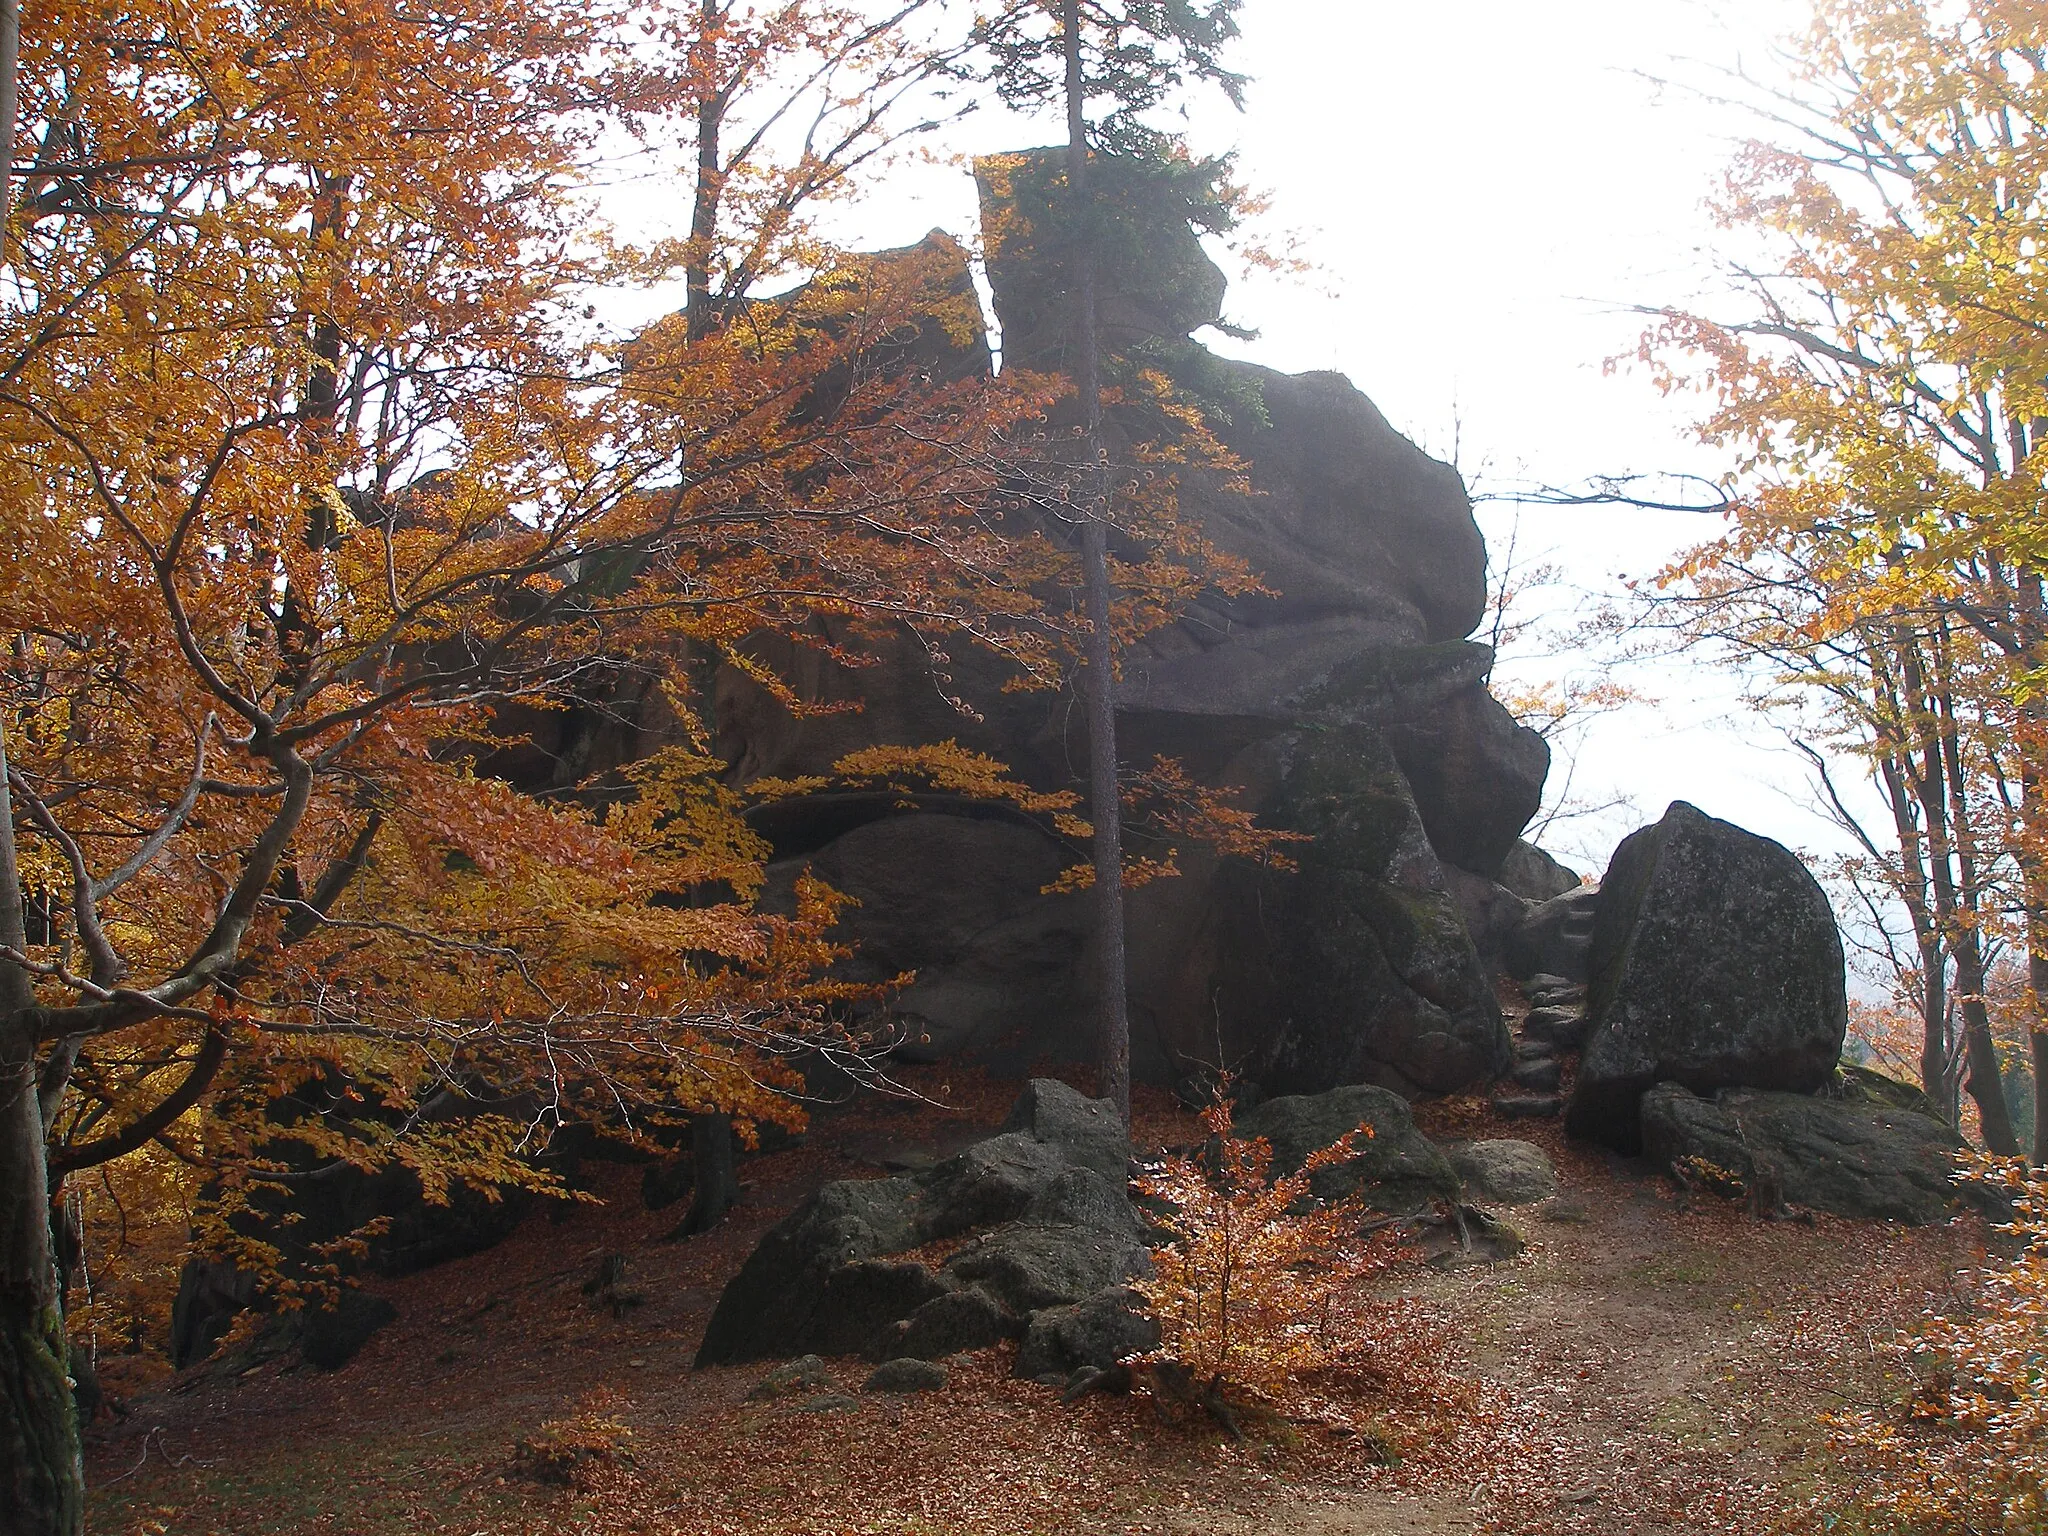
[{"x1": 616, "y1": 0, "x2": 1892, "y2": 938}]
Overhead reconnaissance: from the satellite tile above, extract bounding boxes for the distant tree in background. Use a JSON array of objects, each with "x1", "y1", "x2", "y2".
[{"x1": 1640, "y1": 0, "x2": 2048, "y2": 1160}]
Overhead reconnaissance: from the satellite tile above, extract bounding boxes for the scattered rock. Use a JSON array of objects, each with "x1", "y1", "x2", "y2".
[
  {"x1": 1640, "y1": 1082, "x2": 1968, "y2": 1226},
  {"x1": 1511, "y1": 1057, "x2": 1562, "y2": 1092},
  {"x1": 1568, "y1": 803, "x2": 1849, "y2": 1153},
  {"x1": 1444, "y1": 1140, "x2": 1558, "y2": 1205},
  {"x1": 1015, "y1": 1285, "x2": 1161, "y2": 1380},
  {"x1": 746, "y1": 1355, "x2": 827, "y2": 1401},
  {"x1": 795, "y1": 1393, "x2": 860, "y2": 1413},
  {"x1": 1535, "y1": 1198, "x2": 1591, "y2": 1224},
  {"x1": 864, "y1": 1357, "x2": 950, "y2": 1393},
  {"x1": 1522, "y1": 1006, "x2": 1590, "y2": 1051},
  {"x1": 885, "y1": 1288, "x2": 1017, "y2": 1361},
  {"x1": 1235, "y1": 1083, "x2": 1463, "y2": 1212},
  {"x1": 1491, "y1": 1093, "x2": 1562, "y2": 1119}
]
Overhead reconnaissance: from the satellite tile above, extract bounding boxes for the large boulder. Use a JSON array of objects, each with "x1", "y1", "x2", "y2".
[
  {"x1": 697, "y1": 1082, "x2": 1142, "y2": 1366},
  {"x1": 944, "y1": 1223, "x2": 1152, "y2": 1315},
  {"x1": 1567, "y1": 803, "x2": 1848, "y2": 1152},
  {"x1": 999, "y1": 1078, "x2": 1131, "y2": 1184},
  {"x1": 1443, "y1": 1140, "x2": 1558, "y2": 1206},
  {"x1": 1233, "y1": 1084, "x2": 1462, "y2": 1213},
  {"x1": 1639, "y1": 1082, "x2": 1967, "y2": 1225},
  {"x1": 694, "y1": 1176, "x2": 925, "y2": 1366}
]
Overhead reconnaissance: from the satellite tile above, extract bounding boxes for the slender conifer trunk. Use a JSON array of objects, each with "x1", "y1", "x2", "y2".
[{"x1": 1062, "y1": 0, "x2": 1131, "y2": 1126}]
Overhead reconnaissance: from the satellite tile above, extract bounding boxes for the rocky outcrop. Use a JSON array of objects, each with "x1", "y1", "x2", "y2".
[
  {"x1": 1130, "y1": 728, "x2": 1507, "y2": 1098},
  {"x1": 676, "y1": 156, "x2": 1551, "y2": 1099},
  {"x1": 1639, "y1": 1081, "x2": 1968, "y2": 1225},
  {"x1": 695, "y1": 1082, "x2": 1146, "y2": 1367},
  {"x1": 1567, "y1": 803, "x2": 1848, "y2": 1152}
]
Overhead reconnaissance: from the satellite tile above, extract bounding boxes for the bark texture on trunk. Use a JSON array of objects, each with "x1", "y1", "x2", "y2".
[
  {"x1": 1063, "y1": 0, "x2": 1131, "y2": 1127},
  {"x1": 675, "y1": 1113, "x2": 738, "y2": 1237},
  {"x1": 1, "y1": 725, "x2": 83, "y2": 1535}
]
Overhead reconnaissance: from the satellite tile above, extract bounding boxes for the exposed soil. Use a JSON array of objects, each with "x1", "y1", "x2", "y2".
[{"x1": 83, "y1": 1065, "x2": 1982, "y2": 1536}]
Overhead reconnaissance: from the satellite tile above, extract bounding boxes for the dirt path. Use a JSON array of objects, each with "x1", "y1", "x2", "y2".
[{"x1": 84, "y1": 1080, "x2": 1974, "y2": 1536}]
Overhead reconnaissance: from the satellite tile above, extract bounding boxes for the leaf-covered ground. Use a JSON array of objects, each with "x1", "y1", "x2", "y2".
[{"x1": 85, "y1": 1067, "x2": 1981, "y2": 1536}]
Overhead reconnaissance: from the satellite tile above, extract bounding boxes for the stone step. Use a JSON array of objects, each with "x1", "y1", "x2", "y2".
[
  {"x1": 1511, "y1": 1058, "x2": 1562, "y2": 1091},
  {"x1": 1492, "y1": 1093, "x2": 1563, "y2": 1119},
  {"x1": 1525, "y1": 1022, "x2": 1591, "y2": 1054}
]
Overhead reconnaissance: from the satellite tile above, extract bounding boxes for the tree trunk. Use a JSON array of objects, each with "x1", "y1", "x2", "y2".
[
  {"x1": 674, "y1": 1113, "x2": 737, "y2": 1237},
  {"x1": 1895, "y1": 632, "x2": 2020, "y2": 1154},
  {"x1": 0, "y1": 720, "x2": 84, "y2": 1535},
  {"x1": 686, "y1": 0, "x2": 726, "y2": 345},
  {"x1": 1063, "y1": 0, "x2": 1131, "y2": 1126}
]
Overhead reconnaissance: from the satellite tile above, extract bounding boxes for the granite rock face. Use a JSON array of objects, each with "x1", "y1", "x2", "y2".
[{"x1": 1567, "y1": 803, "x2": 1849, "y2": 1152}]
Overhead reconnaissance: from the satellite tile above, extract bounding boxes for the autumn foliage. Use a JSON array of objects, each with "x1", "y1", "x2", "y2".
[
  {"x1": 1132, "y1": 1095, "x2": 1455, "y2": 1436},
  {"x1": 1815, "y1": 1161, "x2": 2048, "y2": 1534}
]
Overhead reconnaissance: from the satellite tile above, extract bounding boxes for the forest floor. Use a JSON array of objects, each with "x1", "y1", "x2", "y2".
[{"x1": 82, "y1": 1064, "x2": 1982, "y2": 1536}]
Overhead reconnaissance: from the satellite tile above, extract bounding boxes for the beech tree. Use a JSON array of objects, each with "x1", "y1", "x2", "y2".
[
  {"x1": 971, "y1": 0, "x2": 1246, "y2": 1125},
  {"x1": 0, "y1": 1, "x2": 1074, "y2": 1528},
  {"x1": 1641, "y1": 0, "x2": 2048, "y2": 1158}
]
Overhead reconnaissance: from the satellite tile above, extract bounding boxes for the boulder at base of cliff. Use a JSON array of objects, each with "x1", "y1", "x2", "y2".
[
  {"x1": 695, "y1": 1080, "x2": 1140, "y2": 1367},
  {"x1": 1233, "y1": 1084, "x2": 1461, "y2": 1213},
  {"x1": 1639, "y1": 1082, "x2": 1968, "y2": 1225},
  {"x1": 1567, "y1": 803, "x2": 1848, "y2": 1152}
]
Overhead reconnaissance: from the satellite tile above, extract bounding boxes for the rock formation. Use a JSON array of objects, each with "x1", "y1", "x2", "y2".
[
  {"x1": 1566, "y1": 801, "x2": 1849, "y2": 1152},
  {"x1": 711, "y1": 152, "x2": 1552, "y2": 1099}
]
